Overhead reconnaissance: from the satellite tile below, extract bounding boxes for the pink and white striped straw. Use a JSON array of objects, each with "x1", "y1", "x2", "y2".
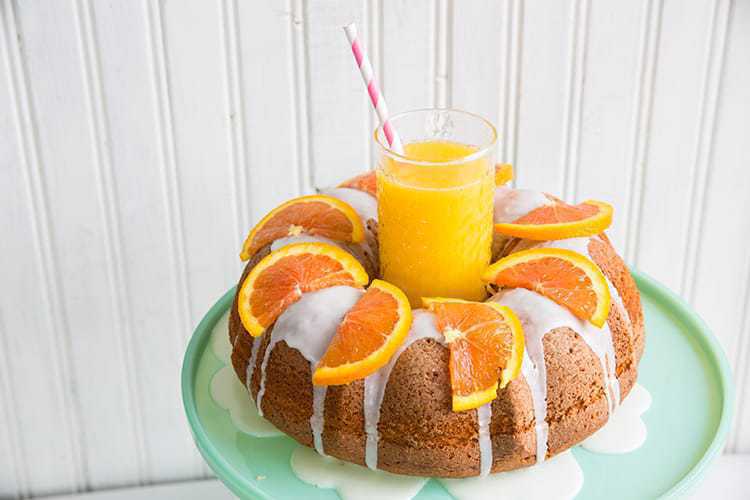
[{"x1": 343, "y1": 22, "x2": 404, "y2": 154}]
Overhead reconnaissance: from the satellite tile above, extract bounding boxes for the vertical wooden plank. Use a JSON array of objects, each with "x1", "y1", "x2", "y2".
[
  {"x1": 574, "y1": 0, "x2": 643, "y2": 249},
  {"x1": 157, "y1": 0, "x2": 238, "y2": 330},
  {"x1": 622, "y1": 0, "x2": 662, "y2": 263},
  {"x1": 7, "y1": 0, "x2": 146, "y2": 490},
  {"x1": 75, "y1": 0, "x2": 148, "y2": 485},
  {"x1": 686, "y1": 0, "x2": 750, "y2": 453},
  {"x1": 232, "y1": 0, "x2": 300, "y2": 223},
  {"x1": 156, "y1": 0, "x2": 239, "y2": 477},
  {"x1": 306, "y1": 0, "x2": 369, "y2": 188},
  {"x1": 0, "y1": 313, "x2": 24, "y2": 498},
  {"x1": 91, "y1": 0, "x2": 204, "y2": 481},
  {"x1": 382, "y1": 0, "x2": 435, "y2": 137},
  {"x1": 0, "y1": 7, "x2": 33, "y2": 496},
  {"x1": 513, "y1": 0, "x2": 573, "y2": 193},
  {"x1": 559, "y1": 0, "x2": 590, "y2": 202},
  {"x1": 450, "y1": 1, "x2": 504, "y2": 143},
  {"x1": 630, "y1": 0, "x2": 714, "y2": 289},
  {"x1": 679, "y1": 0, "x2": 732, "y2": 300}
]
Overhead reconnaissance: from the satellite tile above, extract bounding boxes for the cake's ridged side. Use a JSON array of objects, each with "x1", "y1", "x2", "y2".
[
  {"x1": 590, "y1": 235, "x2": 645, "y2": 363},
  {"x1": 228, "y1": 234, "x2": 645, "y2": 477}
]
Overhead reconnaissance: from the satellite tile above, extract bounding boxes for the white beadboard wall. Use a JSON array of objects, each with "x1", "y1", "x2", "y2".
[{"x1": 0, "y1": 0, "x2": 748, "y2": 496}]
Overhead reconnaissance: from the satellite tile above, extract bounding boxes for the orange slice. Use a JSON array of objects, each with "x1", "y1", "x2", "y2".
[
  {"x1": 483, "y1": 248, "x2": 611, "y2": 327},
  {"x1": 313, "y1": 279, "x2": 412, "y2": 386},
  {"x1": 239, "y1": 195, "x2": 365, "y2": 261},
  {"x1": 339, "y1": 171, "x2": 377, "y2": 198},
  {"x1": 422, "y1": 298, "x2": 525, "y2": 412},
  {"x1": 238, "y1": 242, "x2": 369, "y2": 336},
  {"x1": 495, "y1": 164, "x2": 514, "y2": 186},
  {"x1": 493, "y1": 199, "x2": 613, "y2": 240}
]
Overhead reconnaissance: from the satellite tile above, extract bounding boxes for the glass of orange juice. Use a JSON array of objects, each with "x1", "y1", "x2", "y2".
[{"x1": 374, "y1": 109, "x2": 497, "y2": 307}]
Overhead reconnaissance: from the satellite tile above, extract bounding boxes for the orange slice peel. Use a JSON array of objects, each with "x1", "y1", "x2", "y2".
[
  {"x1": 483, "y1": 247, "x2": 611, "y2": 327},
  {"x1": 240, "y1": 194, "x2": 365, "y2": 261},
  {"x1": 422, "y1": 297, "x2": 525, "y2": 412},
  {"x1": 493, "y1": 199, "x2": 613, "y2": 240},
  {"x1": 237, "y1": 242, "x2": 369, "y2": 337},
  {"x1": 339, "y1": 171, "x2": 377, "y2": 198},
  {"x1": 313, "y1": 279, "x2": 412, "y2": 386}
]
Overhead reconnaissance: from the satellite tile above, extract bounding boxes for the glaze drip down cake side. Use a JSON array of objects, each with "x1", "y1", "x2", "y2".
[{"x1": 228, "y1": 167, "x2": 644, "y2": 478}]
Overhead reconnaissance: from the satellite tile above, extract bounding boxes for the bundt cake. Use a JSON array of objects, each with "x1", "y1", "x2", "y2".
[{"x1": 228, "y1": 171, "x2": 644, "y2": 478}]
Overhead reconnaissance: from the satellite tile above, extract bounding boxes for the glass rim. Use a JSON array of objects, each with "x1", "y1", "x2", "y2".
[{"x1": 373, "y1": 107, "x2": 498, "y2": 167}]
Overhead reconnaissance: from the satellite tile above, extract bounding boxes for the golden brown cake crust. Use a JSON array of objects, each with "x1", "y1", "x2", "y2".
[{"x1": 228, "y1": 233, "x2": 644, "y2": 477}]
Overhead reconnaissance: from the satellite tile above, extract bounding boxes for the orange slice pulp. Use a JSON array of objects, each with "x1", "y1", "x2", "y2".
[
  {"x1": 483, "y1": 248, "x2": 611, "y2": 327},
  {"x1": 237, "y1": 242, "x2": 369, "y2": 337},
  {"x1": 495, "y1": 164, "x2": 514, "y2": 186},
  {"x1": 422, "y1": 298, "x2": 525, "y2": 412},
  {"x1": 239, "y1": 195, "x2": 365, "y2": 261},
  {"x1": 339, "y1": 171, "x2": 377, "y2": 198},
  {"x1": 493, "y1": 199, "x2": 612, "y2": 240},
  {"x1": 313, "y1": 279, "x2": 412, "y2": 386}
]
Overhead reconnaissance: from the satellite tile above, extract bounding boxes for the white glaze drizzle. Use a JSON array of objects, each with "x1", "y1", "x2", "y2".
[
  {"x1": 255, "y1": 286, "x2": 364, "y2": 456},
  {"x1": 440, "y1": 449, "x2": 583, "y2": 500},
  {"x1": 493, "y1": 187, "x2": 552, "y2": 223},
  {"x1": 362, "y1": 311, "x2": 444, "y2": 470},
  {"x1": 521, "y1": 349, "x2": 549, "y2": 463},
  {"x1": 311, "y1": 378, "x2": 328, "y2": 455},
  {"x1": 528, "y1": 236, "x2": 626, "y2": 412},
  {"x1": 245, "y1": 335, "x2": 262, "y2": 402},
  {"x1": 210, "y1": 366, "x2": 283, "y2": 438},
  {"x1": 210, "y1": 319, "x2": 282, "y2": 437},
  {"x1": 291, "y1": 445, "x2": 428, "y2": 500},
  {"x1": 476, "y1": 402, "x2": 493, "y2": 476},
  {"x1": 270, "y1": 234, "x2": 344, "y2": 252},
  {"x1": 323, "y1": 187, "x2": 379, "y2": 222},
  {"x1": 581, "y1": 383, "x2": 651, "y2": 454},
  {"x1": 492, "y1": 286, "x2": 619, "y2": 462},
  {"x1": 210, "y1": 311, "x2": 232, "y2": 363}
]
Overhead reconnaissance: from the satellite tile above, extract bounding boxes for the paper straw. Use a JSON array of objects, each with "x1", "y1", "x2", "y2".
[{"x1": 343, "y1": 22, "x2": 404, "y2": 154}]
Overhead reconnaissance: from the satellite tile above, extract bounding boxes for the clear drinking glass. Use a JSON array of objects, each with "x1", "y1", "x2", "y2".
[{"x1": 374, "y1": 108, "x2": 498, "y2": 306}]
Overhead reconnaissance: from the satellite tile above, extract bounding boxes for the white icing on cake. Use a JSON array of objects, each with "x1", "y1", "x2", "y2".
[
  {"x1": 494, "y1": 187, "x2": 552, "y2": 223},
  {"x1": 581, "y1": 383, "x2": 651, "y2": 454},
  {"x1": 492, "y1": 286, "x2": 621, "y2": 463},
  {"x1": 290, "y1": 446, "x2": 427, "y2": 500},
  {"x1": 270, "y1": 234, "x2": 344, "y2": 252},
  {"x1": 477, "y1": 402, "x2": 493, "y2": 476},
  {"x1": 209, "y1": 366, "x2": 283, "y2": 437},
  {"x1": 323, "y1": 187, "x2": 379, "y2": 222},
  {"x1": 440, "y1": 450, "x2": 583, "y2": 500},
  {"x1": 210, "y1": 311, "x2": 232, "y2": 363},
  {"x1": 362, "y1": 310, "x2": 443, "y2": 470},
  {"x1": 527, "y1": 236, "x2": 626, "y2": 413},
  {"x1": 255, "y1": 286, "x2": 364, "y2": 455},
  {"x1": 209, "y1": 316, "x2": 282, "y2": 436}
]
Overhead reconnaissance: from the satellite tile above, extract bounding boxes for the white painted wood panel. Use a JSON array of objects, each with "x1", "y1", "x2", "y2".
[
  {"x1": 87, "y1": 0, "x2": 203, "y2": 482},
  {"x1": 8, "y1": 0, "x2": 141, "y2": 490},
  {"x1": 513, "y1": 0, "x2": 572, "y2": 194},
  {"x1": 1, "y1": 0, "x2": 749, "y2": 496},
  {"x1": 574, "y1": 0, "x2": 643, "y2": 249},
  {"x1": 633, "y1": 0, "x2": 715, "y2": 291},
  {"x1": 0, "y1": 4, "x2": 81, "y2": 494},
  {"x1": 305, "y1": 0, "x2": 370, "y2": 188},
  {"x1": 689, "y1": 0, "x2": 750, "y2": 454},
  {"x1": 232, "y1": 0, "x2": 301, "y2": 223}
]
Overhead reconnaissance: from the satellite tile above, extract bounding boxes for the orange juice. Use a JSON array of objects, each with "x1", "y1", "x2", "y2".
[{"x1": 377, "y1": 140, "x2": 494, "y2": 306}]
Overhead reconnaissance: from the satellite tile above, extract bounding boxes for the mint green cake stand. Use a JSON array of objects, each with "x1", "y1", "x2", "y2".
[{"x1": 182, "y1": 271, "x2": 734, "y2": 499}]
